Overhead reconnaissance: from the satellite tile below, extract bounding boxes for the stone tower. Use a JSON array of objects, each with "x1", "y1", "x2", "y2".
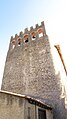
[{"x1": 1, "y1": 21, "x2": 66, "y2": 119}]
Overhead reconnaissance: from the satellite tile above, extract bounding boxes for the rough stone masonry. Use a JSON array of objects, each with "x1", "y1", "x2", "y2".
[{"x1": 1, "y1": 21, "x2": 66, "y2": 119}]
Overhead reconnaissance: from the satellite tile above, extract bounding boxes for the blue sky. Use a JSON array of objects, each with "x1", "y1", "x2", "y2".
[{"x1": 0, "y1": 0, "x2": 67, "y2": 87}]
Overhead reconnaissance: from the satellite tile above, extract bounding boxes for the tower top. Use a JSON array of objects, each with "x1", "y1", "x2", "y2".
[
  {"x1": 9, "y1": 21, "x2": 47, "y2": 50},
  {"x1": 11, "y1": 21, "x2": 46, "y2": 40}
]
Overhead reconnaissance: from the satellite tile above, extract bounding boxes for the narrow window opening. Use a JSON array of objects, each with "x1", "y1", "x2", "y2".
[
  {"x1": 38, "y1": 29, "x2": 43, "y2": 38},
  {"x1": 24, "y1": 35, "x2": 29, "y2": 43},
  {"x1": 33, "y1": 36, "x2": 36, "y2": 38},
  {"x1": 39, "y1": 32, "x2": 43, "y2": 37},
  {"x1": 31, "y1": 32, "x2": 36, "y2": 40},
  {"x1": 25, "y1": 38, "x2": 28, "y2": 43},
  {"x1": 12, "y1": 40, "x2": 16, "y2": 49},
  {"x1": 18, "y1": 42, "x2": 21, "y2": 45},
  {"x1": 28, "y1": 107, "x2": 30, "y2": 119},
  {"x1": 17, "y1": 38, "x2": 21, "y2": 46}
]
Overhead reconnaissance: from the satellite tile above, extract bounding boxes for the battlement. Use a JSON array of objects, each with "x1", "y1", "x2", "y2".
[{"x1": 10, "y1": 21, "x2": 47, "y2": 50}]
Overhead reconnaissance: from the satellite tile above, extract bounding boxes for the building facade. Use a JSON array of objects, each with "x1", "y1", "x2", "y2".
[{"x1": 0, "y1": 90, "x2": 53, "y2": 119}]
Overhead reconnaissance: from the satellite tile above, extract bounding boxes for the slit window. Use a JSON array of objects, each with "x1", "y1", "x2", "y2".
[
  {"x1": 12, "y1": 40, "x2": 16, "y2": 49},
  {"x1": 24, "y1": 35, "x2": 29, "y2": 43},
  {"x1": 38, "y1": 29, "x2": 43, "y2": 38},
  {"x1": 28, "y1": 107, "x2": 30, "y2": 119},
  {"x1": 31, "y1": 32, "x2": 36, "y2": 40},
  {"x1": 17, "y1": 37, "x2": 21, "y2": 46}
]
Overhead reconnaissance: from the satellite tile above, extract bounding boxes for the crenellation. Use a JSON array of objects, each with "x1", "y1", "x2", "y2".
[
  {"x1": 24, "y1": 28, "x2": 28, "y2": 33},
  {"x1": 15, "y1": 34, "x2": 18, "y2": 39},
  {"x1": 10, "y1": 36, "x2": 13, "y2": 42},
  {"x1": 9, "y1": 21, "x2": 46, "y2": 50},
  {"x1": 41, "y1": 21, "x2": 44, "y2": 26},
  {"x1": 9, "y1": 22, "x2": 46, "y2": 50},
  {"x1": 35, "y1": 23, "x2": 39, "y2": 28},
  {"x1": 19, "y1": 31, "x2": 23, "y2": 37},
  {"x1": 30, "y1": 26, "x2": 34, "y2": 31}
]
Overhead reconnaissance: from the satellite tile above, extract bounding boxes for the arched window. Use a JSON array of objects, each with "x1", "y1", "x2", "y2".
[
  {"x1": 12, "y1": 40, "x2": 16, "y2": 49},
  {"x1": 17, "y1": 37, "x2": 21, "y2": 46},
  {"x1": 38, "y1": 28, "x2": 43, "y2": 38},
  {"x1": 31, "y1": 32, "x2": 36, "y2": 40},
  {"x1": 24, "y1": 35, "x2": 29, "y2": 43}
]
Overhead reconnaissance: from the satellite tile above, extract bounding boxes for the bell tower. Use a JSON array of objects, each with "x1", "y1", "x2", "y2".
[{"x1": 1, "y1": 21, "x2": 66, "y2": 119}]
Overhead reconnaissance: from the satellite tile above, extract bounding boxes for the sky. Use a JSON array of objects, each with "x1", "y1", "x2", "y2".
[{"x1": 0, "y1": 0, "x2": 67, "y2": 88}]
